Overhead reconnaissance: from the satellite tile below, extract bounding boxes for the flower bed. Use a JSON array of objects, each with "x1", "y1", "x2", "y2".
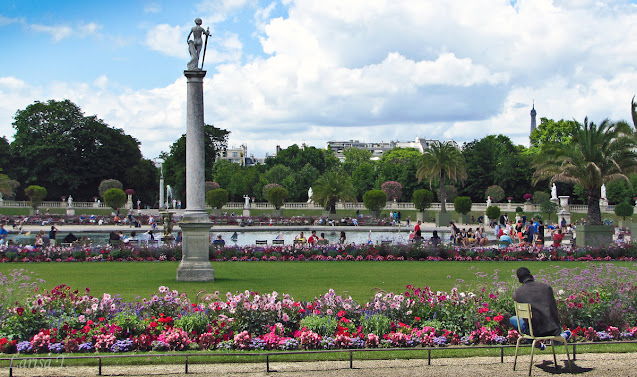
[
  {"x1": 3, "y1": 241, "x2": 637, "y2": 263},
  {"x1": 1, "y1": 264, "x2": 636, "y2": 354}
]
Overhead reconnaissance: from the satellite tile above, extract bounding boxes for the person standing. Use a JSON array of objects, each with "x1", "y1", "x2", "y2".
[
  {"x1": 339, "y1": 231, "x2": 346, "y2": 244},
  {"x1": 49, "y1": 225, "x2": 58, "y2": 245}
]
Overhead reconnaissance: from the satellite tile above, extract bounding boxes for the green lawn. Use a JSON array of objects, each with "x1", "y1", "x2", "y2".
[{"x1": 2, "y1": 261, "x2": 635, "y2": 303}]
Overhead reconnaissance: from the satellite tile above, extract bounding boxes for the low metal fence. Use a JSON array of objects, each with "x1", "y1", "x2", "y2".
[{"x1": 1, "y1": 340, "x2": 633, "y2": 376}]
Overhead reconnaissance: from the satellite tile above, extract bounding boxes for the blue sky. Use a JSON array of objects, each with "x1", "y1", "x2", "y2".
[{"x1": 1, "y1": 0, "x2": 636, "y2": 160}]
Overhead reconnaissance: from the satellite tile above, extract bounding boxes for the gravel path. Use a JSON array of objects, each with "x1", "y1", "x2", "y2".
[{"x1": 6, "y1": 352, "x2": 637, "y2": 377}]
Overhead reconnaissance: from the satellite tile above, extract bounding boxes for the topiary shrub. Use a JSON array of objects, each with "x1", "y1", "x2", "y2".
[
  {"x1": 486, "y1": 205, "x2": 501, "y2": 222},
  {"x1": 98, "y1": 179, "x2": 123, "y2": 198},
  {"x1": 266, "y1": 186, "x2": 288, "y2": 210},
  {"x1": 24, "y1": 185, "x2": 47, "y2": 211},
  {"x1": 454, "y1": 196, "x2": 472, "y2": 215},
  {"x1": 104, "y1": 188, "x2": 127, "y2": 212},
  {"x1": 412, "y1": 189, "x2": 434, "y2": 213},
  {"x1": 615, "y1": 201, "x2": 634, "y2": 221},
  {"x1": 206, "y1": 188, "x2": 229, "y2": 209},
  {"x1": 363, "y1": 189, "x2": 387, "y2": 218}
]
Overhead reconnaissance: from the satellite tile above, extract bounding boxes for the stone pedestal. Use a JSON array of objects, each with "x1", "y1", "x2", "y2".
[
  {"x1": 177, "y1": 222, "x2": 214, "y2": 281},
  {"x1": 435, "y1": 212, "x2": 452, "y2": 227},
  {"x1": 243, "y1": 209, "x2": 251, "y2": 217},
  {"x1": 524, "y1": 202, "x2": 533, "y2": 212},
  {"x1": 576, "y1": 224, "x2": 614, "y2": 248},
  {"x1": 66, "y1": 207, "x2": 75, "y2": 216}
]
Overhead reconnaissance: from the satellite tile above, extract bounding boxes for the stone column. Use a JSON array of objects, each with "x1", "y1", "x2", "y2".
[{"x1": 177, "y1": 69, "x2": 214, "y2": 282}]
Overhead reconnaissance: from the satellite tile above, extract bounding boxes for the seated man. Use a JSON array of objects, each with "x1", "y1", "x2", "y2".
[
  {"x1": 307, "y1": 230, "x2": 318, "y2": 245},
  {"x1": 510, "y1": 267, "x2": 571, "y2": 350},
  {"x1": 212, "y1": 234, "x2": 225, "y2": 247}
]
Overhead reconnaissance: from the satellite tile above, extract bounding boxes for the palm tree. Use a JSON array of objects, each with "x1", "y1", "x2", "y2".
[
  {"x1": 533, "y1": 118, "x2": 637, "y2": 225},
  {"x1": 311, "y1": 171, "x2": 357, "y2": 214},
  {"x1": 416, "y1": 141, "x2": 467, "y2": 213}
]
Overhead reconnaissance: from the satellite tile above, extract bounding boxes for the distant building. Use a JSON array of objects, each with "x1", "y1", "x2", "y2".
[
  {"x1": 327, "y1": 137, "x2": 457, "y2": 161},
  {"x1": 218, "y1": 144, "x2": 265, "y2": 166}
]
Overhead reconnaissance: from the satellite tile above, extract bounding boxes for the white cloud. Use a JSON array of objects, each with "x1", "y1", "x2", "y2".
[
  {"x1": 146, "y1": 24, "x2": 185, "y2": 59},
  {"x1": 31, "y1": 24, "x2": 73, "y2": 42},
  {"x1": 144, "y1": 3, "x2": 162, "y2": 14},
  {"x1": 0, "y1": 14, "x2": 19, "y2": 26},
  {"x1": 2, "y1": 0, "x2": 637, "y2": 161}
]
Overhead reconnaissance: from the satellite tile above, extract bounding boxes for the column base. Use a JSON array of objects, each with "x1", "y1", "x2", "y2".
[{"x1": 177, "y1": 221, "x2": 214, "y2": 282}]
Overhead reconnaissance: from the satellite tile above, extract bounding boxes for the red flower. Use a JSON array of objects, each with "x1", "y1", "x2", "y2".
[
  {"x1": 87, "y1": 320, "x2": 94, "y2": 325},
  {"x1": 149, "y1": 322, "x2": 158, "y2": 328},
  {"x1": 414, "y1": 316, "x2": 421, "y2": 322},
  {"x1": 15, "y1": 307, "x2": 24, "y2": 316},
  {"x1": 337, "y1": 310, "x2": 346, "y2": 317}
]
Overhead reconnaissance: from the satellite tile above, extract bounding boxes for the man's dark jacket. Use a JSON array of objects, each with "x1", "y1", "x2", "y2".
[{"x1": 513, "y1": 277, "x2": 561, "y2": 336}]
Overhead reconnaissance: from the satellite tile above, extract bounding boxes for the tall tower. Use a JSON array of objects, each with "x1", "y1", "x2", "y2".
[{"x1": 530, "y1": 101, "x2": 537, "y2": 137}]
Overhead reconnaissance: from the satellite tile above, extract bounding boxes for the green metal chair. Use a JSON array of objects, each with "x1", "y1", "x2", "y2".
[{"x1": 513, "y1": 301, "x2": 573, "y2": 376}]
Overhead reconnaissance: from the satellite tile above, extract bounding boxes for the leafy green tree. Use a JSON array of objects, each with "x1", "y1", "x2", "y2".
[
  {"x1": 462, "y1": 135, "x2": 531, "y2": 202},
  {"x1": 376, "y1": 148, "x2": 422, "y2": 201},
  {"x1": 454, "y1": 196, "x2": 472, "y2": 215},
  {"x1": 529, "y1": 118, "x2": 578, "y2": 148},
  {"x1": 122, "y1": 159, "x2": 158, "y2": 206},
  {"x1": 485, "y1": 185, "x2": 505, "y2": 202},
  {"x1": 534, "y1": 118, "x2": 637, "y2": 225},
  {"x1": 24, "y1": 185, "x2": 46, "y2": 211},
  {"x1": 263, "y1": 164, "x2": 294, "y2": 185},
  {"x1": 265, "y1": 144, "x2": 339, "y2": 174},
  {"x1": 11, "y1": 100, "x2": 143, "y2": 201},
  {"x1": 416, "y1": 142, "x2": 467, "y2": 213},
  {"x1": 412, "y1": 189, "x2": 434, "y2": 213},
  {"x1": 606, "y1": 179, "x2": 634, "y2": 204},
  {"x1": 228, "y1": 166, "x2": 260, "y2": 201},
  {"x1": 311, "y1": 171, "x2": 356, "y2": 214},
  {"x1": 614, "y1": 201, "x2": 634, "y2": 221},
  {"x1": 363, "y1": 190, "x2": 387, "y2": 217},
  {"x1": 533, "y1": 191, "x2": 550, "y2": 205},
  {"x1": 206, "y1": 188, "x2": 229, "y2": 209},
  {"x1": 631, "y1": 96, "x2": 636, "y2": 129},
  {"x1": 266, "y1": 186, "x2": 288, "y2": 210},
  {"x1": 540, "y1": 200, "x2": 559, "y2": 222},
  {"x1": 98, "y1": 179, "x2": 123, "y2": 198},
  {"x1": 104, "y1": 188, "x2": 127, "y2": 212},
  {"x1": 0, "y1": 173, "x2": 19, "y2": 199},
  {"x1": 351, "y1": 162, "x2": 376, "y2": 200},
  {"x1": 161, "y1": 124, "x2": 229, "y2": 202},
  {"x1": 486, "y1": 205, "x2": 501, "y2": 222},
  {"x1": 342, "y1": 148, "x2": 372, "y2": 175}
]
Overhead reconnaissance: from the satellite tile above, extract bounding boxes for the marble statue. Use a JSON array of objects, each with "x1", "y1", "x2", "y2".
[
  {"x1": 486, "y1": 196, "x2": 492, "y2": 207},
  {"x1": 243, "y1": 195, "x2": 250, "y2": 209},
  {"x1": 67, "y1": 195, "x2": 73, "y2": 207},
  {"x1": 307, "y1": 187, "x2": 313, "y2": 203},
  {"x1": 187, "y1": 18, "x2": 210, "y2": 70},
  {"x1": 551, "y1": 183, "x2": 558, "y2": 200},
  {"x1": 601, "y1": 184, "x2": 607, "y2": 200}
]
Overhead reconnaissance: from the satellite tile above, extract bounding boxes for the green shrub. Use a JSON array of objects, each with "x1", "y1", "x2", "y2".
[
  {"x1": 359, "y1": 313, "x2": 392, "y2": 335},
  {"x1": 486, "y1": 205, "x2": 501, "y2": 221},
  {"x1": 266, "y1": 186, "x2": 289, "y2": 210},
  {"x1": 24, "y1": 185, "x2": 47, "y2": 210},
  {"x1": 485, "y1": 185, "x2": 505, "y2": 202},
  {"x1": 454, "y1": 196, "x2": 472, "y2": 215},
  {"x1": 206, "y1": 188, "x2": 229, "y2": 209},
  {"x1": 363, "y1": 190, "x2": 387, "y2": 217},
  {"x1": 412, "y1": 189, "x2": 434, "y2": 212},
  {"x1": 615, "y1": 201, "x2": 634, "y2": 221},
  {"x1": 174, "y1": 311, "x2": 210, "y2": 334},
  {"x1": 299, "y1": 315, "x2": 338, "y2": 337},
  {"x1": 104, "y1": 188, "x2": 127, "y2": 211}
]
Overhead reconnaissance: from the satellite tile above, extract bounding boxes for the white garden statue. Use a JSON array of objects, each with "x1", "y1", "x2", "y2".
[
  {"x1": 551, "y1": 183, "x2": 558, "y2": 200},
  {"x1": 601, "y1": 184, "x2": 607, "y2": 200}
]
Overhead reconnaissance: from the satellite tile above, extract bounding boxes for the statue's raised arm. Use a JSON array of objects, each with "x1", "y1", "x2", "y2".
[{"x1": 187, "y1": 18, "x2": 210, "y2": 70}]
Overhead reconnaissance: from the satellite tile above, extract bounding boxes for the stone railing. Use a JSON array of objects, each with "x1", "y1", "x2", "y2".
[{"x1": 0, "y1": 200, "x2": 620, "y2": 214}]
